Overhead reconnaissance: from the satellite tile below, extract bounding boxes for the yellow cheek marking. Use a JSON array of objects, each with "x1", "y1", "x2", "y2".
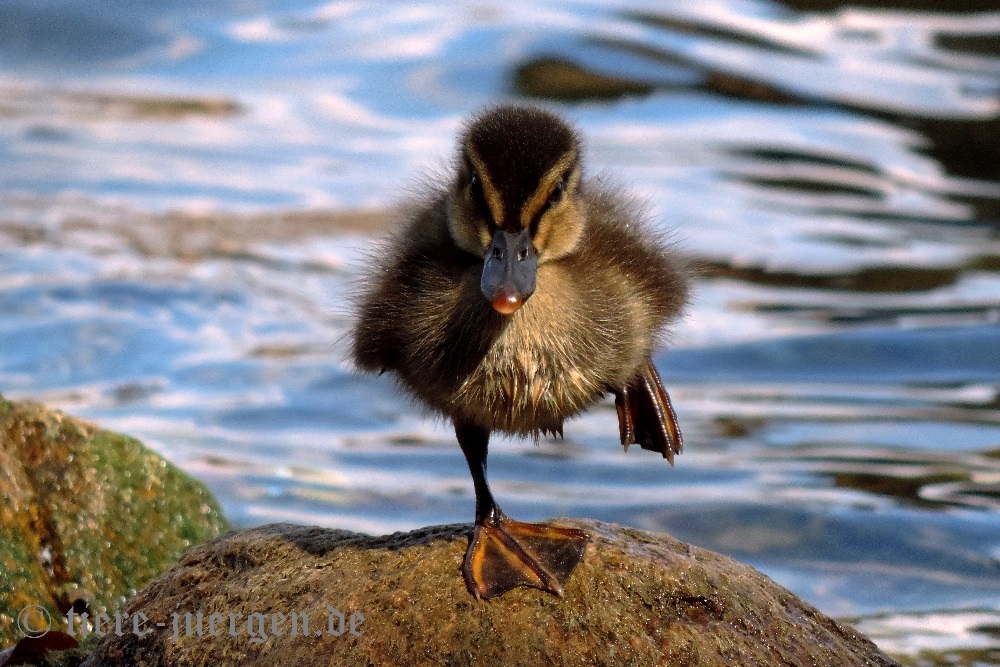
[
  {"x1": 531, "y1": 169, "x2": 583, "y2": 261},
  {"x1": 534, "y1": 202, "x2": 575, "y2": 260},
  {"x1": 533, "y1": 206, "x2": 554, "y2": 255},
  {"x1": 447, "y1": 196, "x2": 490, "y2": 255},
  {"x1": 520, "y1": 149, "x2": 578, "y2": 229},
  {"x1": 477, "y1": 223, "x2": 491, "y2": 249},
  {"x1": 466, "y1": 146, "x2": 504, "y2": 228}
]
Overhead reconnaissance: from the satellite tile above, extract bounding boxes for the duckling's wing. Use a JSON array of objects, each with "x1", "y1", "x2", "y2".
[{"x1": 614, "y1": 358, "x2": 683, "y2": 464}]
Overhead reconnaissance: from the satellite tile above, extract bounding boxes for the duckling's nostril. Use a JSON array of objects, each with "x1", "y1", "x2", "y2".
[
  {"x1": 517, "y1": 248, "x2": 528, "y2": 261},
  {"x1": 493, "y1": 246, "x2": 504, "y2": 260}
]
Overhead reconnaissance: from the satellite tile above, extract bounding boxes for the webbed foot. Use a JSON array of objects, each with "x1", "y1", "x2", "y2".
[{"x1": 462, "y1": 512, "x2": 589, "y2": 599}]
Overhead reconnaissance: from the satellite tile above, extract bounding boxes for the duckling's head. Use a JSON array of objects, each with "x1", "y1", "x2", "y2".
[{"x1": 447, "y1": 105, "x2": 585, "y2": 315}]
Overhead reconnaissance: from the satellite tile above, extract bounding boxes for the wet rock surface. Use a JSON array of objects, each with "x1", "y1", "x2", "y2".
[{"x1": 84, "y1": 520, "x2": 901, "y2": 667}]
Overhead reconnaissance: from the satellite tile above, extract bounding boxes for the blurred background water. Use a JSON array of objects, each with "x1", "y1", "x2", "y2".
[{"x1": 1, "y1": 0, "x2": 999, "y2": 663}]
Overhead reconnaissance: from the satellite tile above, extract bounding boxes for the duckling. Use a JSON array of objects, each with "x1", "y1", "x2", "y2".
[{"x1": 351, "y1": 104, "x2": 688, "y2": 599}]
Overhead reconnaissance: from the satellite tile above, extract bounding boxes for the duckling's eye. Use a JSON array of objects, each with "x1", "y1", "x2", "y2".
[
  {"x1": 530, "y1": 179, "x2": 568, "y2": 237},
  {"x1": 469, "y1": 171, "x2": 483, "y2": 199},
  {"x1": 468, "y1": 171, "x2": 490, "y2": 219},
  {"x1": 548, "y1": 180, "x2": 566, "y2": 207}
]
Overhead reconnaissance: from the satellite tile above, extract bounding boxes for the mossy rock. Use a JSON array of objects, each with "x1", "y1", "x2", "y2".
[
  {"x1": 0, "y1": 395, "x2": 228, "y2": 647},
  {"x1": 84, "y1": 521, "x2": 902, "y2": 667}
]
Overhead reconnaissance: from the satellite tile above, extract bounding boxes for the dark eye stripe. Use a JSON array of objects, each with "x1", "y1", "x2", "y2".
[
  {"x1": 467, "y1": 168, "x2": 494, "y2": 226},
  {"x1": 529, "y1": 168, "x2": 574, "y2": 235}
]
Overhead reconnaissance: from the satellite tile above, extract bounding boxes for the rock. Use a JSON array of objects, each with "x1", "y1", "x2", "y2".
[
  {"x1": 0, "y1": 395, "x2": 229, "y2": 647},
  {"x1": 84, "y1": 520, "x2": 901, "y2": 667}
]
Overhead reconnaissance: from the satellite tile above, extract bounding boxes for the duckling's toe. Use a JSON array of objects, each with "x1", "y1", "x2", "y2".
[{"x1": 462, "y1": 513, "x2": 589, "y2": 599}]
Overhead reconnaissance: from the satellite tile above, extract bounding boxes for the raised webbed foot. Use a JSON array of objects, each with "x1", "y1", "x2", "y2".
[{"x1": 614, "y1": 357, "x2": 683, "y2": 463}]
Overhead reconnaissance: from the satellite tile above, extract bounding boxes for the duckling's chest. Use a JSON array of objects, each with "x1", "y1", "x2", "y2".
[
  {"x1": 443, "y1": 269, "x2": 636, "y2": 434},
  {"x1": 450, "y1": 332, "x2": 596, "y2": 434}
]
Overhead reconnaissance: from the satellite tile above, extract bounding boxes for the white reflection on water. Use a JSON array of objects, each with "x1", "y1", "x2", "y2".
[{"x1": 857, "y1": 610, "x2": 1000, "y2": 655}]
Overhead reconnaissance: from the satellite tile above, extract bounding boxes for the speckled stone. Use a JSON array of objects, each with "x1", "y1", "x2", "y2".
[{"x1": 84, "y1": 520, "x2": 901, "y2": 667}]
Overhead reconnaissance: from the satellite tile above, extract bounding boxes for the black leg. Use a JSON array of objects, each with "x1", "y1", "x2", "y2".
[
  {"x1": 455, "y1": 421, "x2": 498, "y2": 524},
  {"x1": 454, "y1": 420, "x2": 589, "y2": 600}
]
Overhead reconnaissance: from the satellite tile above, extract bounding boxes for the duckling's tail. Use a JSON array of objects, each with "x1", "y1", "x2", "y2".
[{"x1": 614, "y1": 358, "x2": 683, "y2": 464}]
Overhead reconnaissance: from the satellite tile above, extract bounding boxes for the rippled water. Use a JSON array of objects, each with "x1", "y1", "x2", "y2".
[{"x1": 2, "y1": 1, "x2": 1000, "y2": 663}]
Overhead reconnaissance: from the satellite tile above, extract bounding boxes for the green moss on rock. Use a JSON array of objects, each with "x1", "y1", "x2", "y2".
[{"x1": 0, "y1": 395, "x2": 228, "y2": 646}]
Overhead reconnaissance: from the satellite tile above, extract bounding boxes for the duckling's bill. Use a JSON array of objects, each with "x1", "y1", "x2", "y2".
[{"x1": 480, "y1": 228, "x2": 536, "y2": 315}]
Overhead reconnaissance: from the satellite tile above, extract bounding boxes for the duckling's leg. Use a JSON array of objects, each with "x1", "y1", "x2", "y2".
[
  {"x1": 455, "y1": 422, "x2": 589, "y2": 599},
  {"x1": 614, "y1": 357, "x2": 683, "y2": 463}
]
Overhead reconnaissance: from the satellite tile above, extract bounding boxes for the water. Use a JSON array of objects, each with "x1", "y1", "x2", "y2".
[{"x1": 1, "y1": 1, "x2": 999, "y2": 663}]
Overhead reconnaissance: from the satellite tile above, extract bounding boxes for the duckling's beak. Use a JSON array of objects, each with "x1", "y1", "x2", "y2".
[{"x1": 481, "y1": 229, "x2": 537, "y2": 315}]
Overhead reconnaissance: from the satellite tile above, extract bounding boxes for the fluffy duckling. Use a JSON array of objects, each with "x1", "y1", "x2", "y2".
[{"x1": 351, "y1": 105, "x2": 688, "y2": 599}]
